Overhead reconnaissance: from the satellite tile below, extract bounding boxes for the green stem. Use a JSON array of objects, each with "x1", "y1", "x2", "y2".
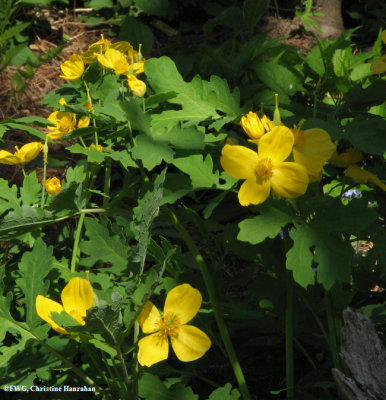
[
  {"x1": 296, "y1": 288, "x2": 329, "y2": 346},
  {"x1": 70, "y1": 211, "x2": 86, "y2": 273},
  {"x1": 293, "y1": 337, "x2": 317, "y2": 370},
  {"x1": 103, "y1": 158, "x2": 111, "y2": 209},
  {"x1": 117, "y1": 348, "x2": 134, "y2": 400},
  {"x1": 325, "y1": 291, "x2": 341, "y2": 369},
  {"x1": 165, "y1": 206, "x2": 251, "y2": 400},
  {"x1": 101, "y1": 350, "x2": 125, "y2": 399},
  {"x1": 285, "y1": 270, "x2": 294, "y2": 398},
  {"x1": 41, "y1": 138, "x2": 48, "y2": 208},
  {"x1": 35, "y1": 336, "x2": 100, "y2": 391},
  {"x1": 83, "y1": 345, "x2": 109, "y2": 388}
]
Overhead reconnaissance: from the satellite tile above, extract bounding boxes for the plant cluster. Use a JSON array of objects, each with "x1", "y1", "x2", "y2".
[{"x1": 0, "y1": 6, "x2": 385, "y2": 400}]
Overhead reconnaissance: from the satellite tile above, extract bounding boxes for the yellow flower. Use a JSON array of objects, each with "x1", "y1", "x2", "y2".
[
  {"x1": 127, "y1": 74, "x2": 146, "y2": 97},
  {"x1": 345, "y1": 165, "x2": 386, "y2": 191},
  {"x1": 137, "y1": 284, "x2": 211, "y2": 367},
  {"x1": 0, "y1": 142, "x2": 44, "y2": 165},
  {"x1": 89, "y1": 143, "x2": 104, "y2": 152},
  {"x1": 97, "y1": 48, "x2": 130, "y2": 75},
  {"x1": 59, "y1": 54, "x2": 85, "y2": 80},
  {"x1": 44, "y1": 177, "x2": 61, "y2": 194},
  {"x1": 78, "y1": 115, "x2": 90, "y2": 128},
  {"x1": 221, "y1": 126, "x2": 309, "y2": 206},
  {"x1": 329, "y1": 148, "x2": 385, "y2": 191},
  {"x1": 47, "y1": 111, "x2": 76, "y2": 140},
  {"x1": 292, "y1": 128, "x2": 335, "y2": 182},
  {"x1": 241, "y1": 112, "x2": 266, "y2": 140},
  {"x1": 81, "y1": 36, "x2": 112, "y2": 63},
  {"x1": 329, "y1": 148, "x2": 363, "y2": 168},
  {"x1": 36, "y1": 277, "x2": 94, "y2": 334}
]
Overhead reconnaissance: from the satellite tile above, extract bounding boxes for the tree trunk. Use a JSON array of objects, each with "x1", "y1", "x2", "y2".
[
  {"x1": 332, "y1": 308, "x2": 386, "y2": 400},
  {"x1": 312, "y1": 0, "x2": 344, "y2": 38}
]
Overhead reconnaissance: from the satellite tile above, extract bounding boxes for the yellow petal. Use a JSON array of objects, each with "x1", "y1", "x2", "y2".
[
  {"x1": 258, "y1": 125, "x2": 294, "y2": 164},
  {"x1": 59, "y1": 54, "x2": 84, "y2": 80},
  {"x1": 293, "y1": 147, "x2": 324, "y2": 177},
  {"x1": 271, "y1": 162, "x2": 309, "y2": 198},
  {"x1": 45, "y1": 177, "x2": 61, "y2": 195},
  {"x1": 329, "y1": 148, "x2": 363, "y2": 168},
  {"x1": 137, "y1": 332, "x2": 169, "y2": 367},
  {"x1": 137, "y1": 301, "x2": 162, "y2": 333},
  {"x1": 344, "y1": 165, "x2": 386, "y2": 191},
  {"x1": 301, "y1": 129, "x2": 335, "y2": 161},
  {"x1": 110, "y1": 41, "x2": 134, "y2": 53},
  {"x1": 127, "y1": 74, "x2": 147, "y2": 97},
  {"x1": 36, "y1": 295, "x2": 69, "y2": 334},
  {"x1": 241, "y1": 111, "x2": 265, "y2": 140},
  {"x1": 61, "y1": 277, "x2": 94, "y2": 325},
  {"x1": 96, "y1": 53, "x2": 114, "y2": 69},
  {"x1": 17, "y1": 142, "x2": 44, "y2": 163},
  {"x1": 164, "y1": 284, "x2": 202, "y2": 325},
  {"x1": 238, "y1": 178, "x2": 271, "y2": 206},
  {"x1": 0, "y1": 150, "x2": 18, "y2": 165},
  {"x1": 171, "y1": 325, "x2": 211, "y2": 362},
  {"x1": 98, "y1": 49, "x2": 130, "y2": 75},
  {"x1": 78, "y1": 115, "x2": 90, "y2": 128},
  {"x1": 220, "y1": 144, "x2": 258, "y2": 180}
]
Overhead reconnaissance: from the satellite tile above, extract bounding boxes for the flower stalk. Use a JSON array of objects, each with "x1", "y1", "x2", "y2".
[{"x1": 165, "y1": 206, "x2": 251, "y2": 400}]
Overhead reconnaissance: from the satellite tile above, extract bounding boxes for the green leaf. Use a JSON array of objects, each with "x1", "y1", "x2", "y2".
[
  {"x1": 145, "y1": 57, "x2": 241, "y2": 130},
  {"x1": 88, "y1": 0, "x2": 113, "y2": 9},
  {"x1": 4, "y1": 122, "x2": 47, "y2": 140},
  {"x1": 139, "y1": 373, "x2": 198, "y2": 400},
  {"x1": 120, "y1": 98, "x2": 151, "y2": 134},
  {"x1": 151, "y1": 125, "x2": 205, "y2": 150},
  {"x1": 0, "y1": 205, "x2": 56, "y2": 241},
  {"x1": 89, "y1": 74, "x2": 121, "y2": 103},
  {"x1": 80, "y1": 217, "x2": 129, "y2": 272},
  {"x1": 133, "y1": 169, "x2": 165, "y2": 270},
  {"x1": 286, "y1": 222, "x2": 354, "y2": 289},
  {"x1": 238, "y1": 204, "x2": 294, "y2": 244},
  {"x1": 254, "y1": 62, "x2": 303, "y2": 96},
  {"x1": 16, "y1": 238, "x2": 52, "y2": 330},
  {"x1": 346, "y1": 116, "x2": 386, "y2": 157},
  {"x1": 172, "y1": 154, "x2": 219, "y2": 188},
  {"x1": 135, "y1": 0, "x2": 168, "y2": 17},
  {"x1": 66, "y1": 143, "x2": 107, "y2": 163},
  {"x1": 83, "y1": 292, "x2": 123, "y2": 345},
  {"x1": 332, "y1": 48, "x2": 352, "y2": 77},
  {"x1": 131, "y1": 133, "x2": 174, "y2": 170},
  {"x1": 207, "y1": 383, "x2": 241, "y2": 400},
  {"x1": 305, "y1": 45, "x2": 325, "y2": 76},
  {"x1": 161, "y1": 173, "x2": 192, "y2": 204},
  {"x1": 0, "y1": 178, "x2": 21, "y2": 216},
  {"x1": 243, "y1": 0, "x2": 269, "y2": 32},
  {"x1": 286, "y1": 226, "x2": 316, "y2": 288},
  {"x1": 20, "y1": 171, "x2": 40, "y2": 206},
  {"x1": 48, "y1": 182, "x2": 85, "y2": 215},
  {"x1": 119, "y1": 15, "x2": 154, "y2": 56},
  {"x1": 0, "y1": 269, "x2": 35, "y2": 369},
  {"x1": 0, "y1": 22, "x2": 30, "y2": 45}
]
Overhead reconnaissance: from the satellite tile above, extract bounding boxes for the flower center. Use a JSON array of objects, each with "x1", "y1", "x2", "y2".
[
  {"x1": 255, "y1": 158, "x2": 274, "y2": 184},
  {"x1": 157, "y1": 311, "x2": 181, "y2": 340}
]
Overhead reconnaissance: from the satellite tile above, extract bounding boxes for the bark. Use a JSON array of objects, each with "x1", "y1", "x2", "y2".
[
  {"x1": 312, "y1": 0, "x2": 344, "y2": 38},
  {"x1": 332, "y1": 308, "x2": 386, "y2": 400}
]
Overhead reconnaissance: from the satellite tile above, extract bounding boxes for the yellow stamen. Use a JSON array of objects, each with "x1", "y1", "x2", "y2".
[
  {"x1": 157, "y1": 312, "x2": 180, "y2": 340},
  {"x1": 255, "y1": 158, "x2": 274, "y2": 184}
]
